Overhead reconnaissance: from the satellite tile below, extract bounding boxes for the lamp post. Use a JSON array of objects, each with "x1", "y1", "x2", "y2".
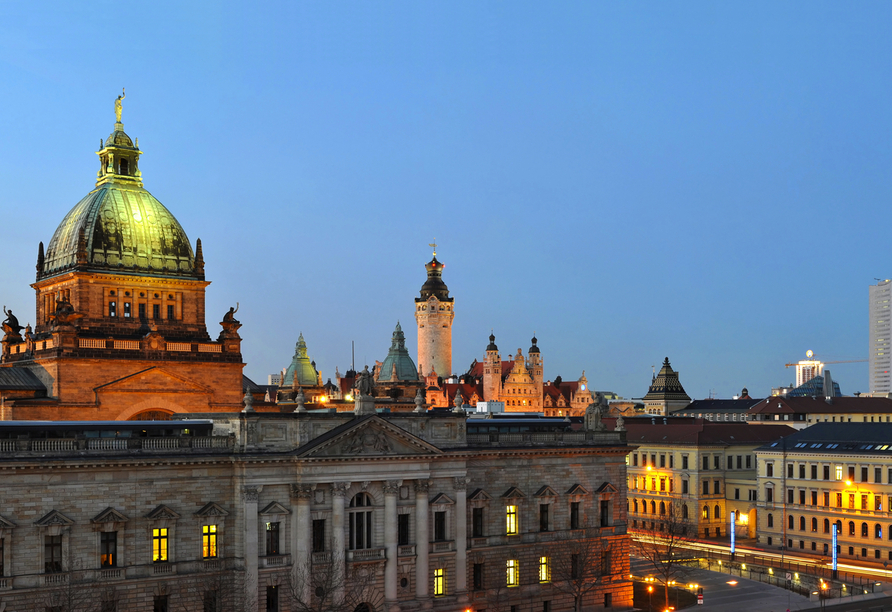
[
  {"x1": 648, "y1": 584, "x2": 653, "y2": 612},
  {"x1": 820, "y1": 581, "x2": 828, "y2": 612}
]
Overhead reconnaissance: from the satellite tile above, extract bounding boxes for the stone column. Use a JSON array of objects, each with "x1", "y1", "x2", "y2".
[
  {"x1": 331, "y1": 482, "x2": 349, "y2": 603},
  {"x1": 243, "y1": 485, "x2": 262, "y2": 612},
  {"x1": 454, "y1": 477, "x2": 469, "y2": 597},
  {"x1": 291, "y1": 483, "x2": 313, "y2": 603},
  {"x1": 415, "y1": 480, "x2": 430, "y2": 600},
  {"x1": 384, "y1": 480, "x2": 400, "y2": 606}
]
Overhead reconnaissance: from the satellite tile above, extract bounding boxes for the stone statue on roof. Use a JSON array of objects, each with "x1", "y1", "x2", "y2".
[
  {"x1": 220, "y1": 303, "x2": 241, "y2": 338},
  {"x1": 50, "y1": 297, "x2": 83, "y2": 329},
  {"x1": 585, "y1": 401, "x2": 606, "y2": 432},
  {"x1": 355, "y1": 365, "x2": 373, "y2": 397},
  {"x1": 115, "y1": 88, "x2": 125, "y2": 123},
  {"x1": 2, "y1": 307, "x2": 23, "y2": 337}
]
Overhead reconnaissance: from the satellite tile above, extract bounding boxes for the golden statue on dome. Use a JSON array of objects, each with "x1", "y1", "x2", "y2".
[{"x1": 114, "y1": 88, "x2": 125, "y2": 123}]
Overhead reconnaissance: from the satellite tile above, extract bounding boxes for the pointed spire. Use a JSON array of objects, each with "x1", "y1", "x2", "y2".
[
  {"x1": 36, "y1": 241, "x2": 45, "y2": 277},
  {"x1": 194, "y1": 238, "x2": 205, "y2": 277}
]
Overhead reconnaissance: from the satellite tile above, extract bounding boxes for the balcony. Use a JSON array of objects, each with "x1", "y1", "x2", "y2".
[
  {"x1": 312, "y1": 552, "x2": 331, "y2": 564},
  {"x1": 99, "y1": 568, "x2": 123, "y2": 580},
  {"x1": 260, "y1": 555, "x2": 291, "y2": 568},
  {"x1": 398, "y1": 545, "x2": 416, "y2": 557},
  {"x1": 153, "y1": 563, "x2": 175, "y2": 575},
  {"x1": 432, "y1": 541, "x2": 454, "y2": 553},
  {"x1": 348, "y1": 548, "x2": 386, "y2": 562}
]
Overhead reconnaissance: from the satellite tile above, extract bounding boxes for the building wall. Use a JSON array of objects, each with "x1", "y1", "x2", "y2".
[
  {"x1": 415, "y1": 297, "x2": 454, "y2": 378},
  {"x1": 870, "y1": 279, "x2": 892, "y2": 395}
]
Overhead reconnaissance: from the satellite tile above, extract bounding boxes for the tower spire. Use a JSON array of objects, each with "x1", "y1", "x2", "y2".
[{"x1": 428, "y1": 239, "x2": 437, "y2": 257}]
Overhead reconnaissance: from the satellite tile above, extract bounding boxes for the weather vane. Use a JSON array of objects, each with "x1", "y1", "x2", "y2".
[{"x1": 429, "y1": 239, "x2": 437, "y2": 257}]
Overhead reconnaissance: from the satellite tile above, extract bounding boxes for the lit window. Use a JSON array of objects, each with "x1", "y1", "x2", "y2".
[
  {"x1": 100, "y1": 531, "x2": 117, "y2": 567},
  {"x1": 506, "y1": 559, "x2": 519, "y2": 587},
  {"x1": 539, "y1": 556, "x2": 550, "y2": 582},
  {"x1": 202, "y1": 525, "x2": 217, "y2": 559},
  {"x1": 836, "y1": 465, "x2": 843, "y2": 481},
  {"x1": 153, "y1": 528, "x2": 168, "y2": 563},
  {"x1": 506, "y1": 505, "x2": 518, "y2": 535},
  {"x1": 434, "y1": 568, "x2": 445, "y2": 596}
]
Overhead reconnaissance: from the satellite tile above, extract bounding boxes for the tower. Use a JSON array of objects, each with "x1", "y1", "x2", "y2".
[
  {"x1": 483, "y1": 332, "x2": 502, "y2": 401},
  {"x1": 415, "y1": 248, "x2": 454, "y2": 378},
  {"x1": 870, "y1": 280, "x2": 892, "y2": 395},
  {"x1": 527, "y1": 334, "x2": 543, "y2": 399}
]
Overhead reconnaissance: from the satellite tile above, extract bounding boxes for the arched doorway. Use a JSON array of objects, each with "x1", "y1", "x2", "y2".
[{"x1": 354, "y1": 604, "x2": 373, "y2": 612}]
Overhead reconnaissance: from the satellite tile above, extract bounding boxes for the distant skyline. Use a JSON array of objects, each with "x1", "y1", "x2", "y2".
[{"x1": 1, "y1": 2, "x2": 889, "y2": 399}]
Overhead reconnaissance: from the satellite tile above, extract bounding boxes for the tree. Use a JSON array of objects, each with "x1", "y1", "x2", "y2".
[
  {"x1": 286, "y1": 552, "x2": 383, "y2": 612},
  {"x1": 632, "y1": 501, "x2": 695, "y2": 607},
  {"x1": 549, "y1": 529, "x2": 611, "y2": 612}
]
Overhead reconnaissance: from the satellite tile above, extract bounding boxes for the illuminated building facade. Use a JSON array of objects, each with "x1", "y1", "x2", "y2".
[{"x1": 642, "y1": 358, "x2": 691, "y2": 416}]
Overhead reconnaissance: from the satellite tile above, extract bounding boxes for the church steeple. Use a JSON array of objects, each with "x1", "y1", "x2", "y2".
[{"x1": 96, "y1": 88, "x2": 143, "y2": 187}]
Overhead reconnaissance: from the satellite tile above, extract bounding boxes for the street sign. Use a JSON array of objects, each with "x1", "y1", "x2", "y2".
[{"x1": 697, "y1": 587, "x2": 703, "y2": 605}]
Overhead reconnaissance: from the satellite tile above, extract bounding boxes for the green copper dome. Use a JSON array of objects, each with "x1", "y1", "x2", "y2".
[
  {"x1": 378, "y1": 322, "x2": 419, "y2": 382},
  {"x1": 38, "y1": 102, "x2": 202, "y2": 281},
  {"x1": 283, "y1": 333, "x2": 319, "y2": 387}
]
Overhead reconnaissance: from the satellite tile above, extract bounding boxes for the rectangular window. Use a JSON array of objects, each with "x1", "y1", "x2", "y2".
[
  {"x1": 862, "y1": 494, "x2": 869, "y2": 510},
  {"x1": 703, "y1": 456, "x2": 709, "y2": 470},
  {"x1": 811, "y1": 491, "x2": 818, "y2": 505},
  {"x1": 571, "y1": 554, "x2": 579, "y2": 579},
  {"x1": 167, "y1": 304, "x2": 175, "y2": 320},
  {"x1": 824, "y1": 466, "x2": 831, "y2": 480},
  {"x1": 101, "y1": 531, "x2": 117, "y2": 567},
  {"x1": 152, "y1": 304, "x2": 160, "y2": 319},
  {"x1": 734, "y1": 489, "x2": 740, "y2": 500},
  {"x1": 788, "y1": 464, "x2": 794, "y2": 478},
  {"x1": 714, "y1": 480, "x2": 721, "y2": 495},
  {"x1": 877, "y1": 496, "x2": 883, "y2": 511},
  {"x1": 109, "y1": 301, "x2": 116, "y2": 317},
  {"x1": 714, "y1": 456, "x2": 720, "y2": 469},
  {"x1": 473, "y1": 563, "x2": 484, "y2": 590},
  {"x1": 746, "y1": 455, "x2": 752, "y2": 469},
  {"x1": 670, "y1": 455, "x2": 674, "y2": 468},
  {"x1": 600, "y1": 500, "x2": 609, "y2": 527},
  {"x1": 849, "y1": 494, "x2": 855, "y2": 509},
  {"x1": 703, "y1": 481, "x2": 709, "y2": 495},
  {"x1": 539, "y1": 556, "x2": 550, "y2": 582},
  {"x1": 862, "y1": 467, "x2": 869, "y2": 482},
  {"x1": 633, "y1": 454, "x2": 638, "y2": 466},
  {"x1": 823, "y1": 492, "x2": 830, "y2": 506},
  {"x1": 799, "y1": 490, "x2": 805, "y2": 505},
  {"x1": 767, "y1": 463, "x2": 774, "y2": 477},
  {"x1": 45, "y1": 535, "x2": 62, "y2": 573},
  {"x1": 138, "y1": 303, "x2": 146, "y2": 319},
  {"x1": 849, "y1": 466, "x2": 856, "y2": 481},
  {"x1": 787, "y1": 489, "x2": 794, "y2": 504},
  {"x1": 202, "y1": 525, "x2": 217, "y2": 559},
  {"x1": 836, "y1": 465, "x2": 843, "y2": 481},
  {"x1": 877, "y1": 467, "x2": 883, "y2": 484},
  {"x1": 312, "y1": 519, "x2": 325, "y2": 553},
  {"x1": 152, "y1": 528, "x2": 168, "y2": 563},
  {"x1": 766, "y1": 488, "x2": 773, "y2": 503},
  {"x1": 601, "y1": 550, "x2": 612, "y2": 574},
  {"x1": 544, "y1": 601, "x2": 551, "y2": 612},
  {"x1": 266, "y1": 522, "x2": 280, "y2": 556},
  {"x1": 434, "y1": 568, "x2": 445, "y2": 596},
  {"x1": 570, "y1": 502, "x2": 580, "y2": 529},
  {"x1": 682, "y1": 455, "x2": 689, "y2": 470},
  {"x1": 837, "y1": 493, "x2": 843, "y2": 507},
  {"x1": 660, "y1": 454, "x2": 666, "y2": 468},
  {"x1": 398, "y1": 514, "x2": 410, "y2": 546},
  {"x1": 434, "y1": 511, "x2": 446, "y2": 541},
  {"x1": 651, "y1": 454, "x2": 656, "y2": 467},
  {"x1": 799, "y1": 465, "x2": 806, "y2": 479},
  {"x1": 736, "y1": 456, "x2": 742, "y2": 469},
  {"x1": 682, "y1": 480, "x2": 689, "y2": 494},
  {"x1": 153, "y1": 595, "x2": 169, "y2": 612},
  {"x1": 539, "y1": 504, "x2": 549, "y2": 532},
  {"x1": 506, "y1": 559, "x2": 519, "y2": 587},
  {"x1": 266, "y1": 586, "x2": 279, "y2": 612},
  {"x1": 472, "y1": 507, "x2": 484, "y2": 538},
  {"x1": 506, "y1": 505, "x2": 518, "y2": 535},
  {"x1": 659, "y1": 478, "x2": 666, "y2": 492},
  {"x1": 812, "y1": 465, "x2": 818, "y2": 480},
  {"x1": 123, "y1": 302, "x2": 132, "y2": 318}
]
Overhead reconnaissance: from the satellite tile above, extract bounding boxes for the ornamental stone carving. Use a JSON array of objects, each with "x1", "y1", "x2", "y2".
[
  {"x1": 331, "y1": 483, "x2": 349, "y2": 498},
  {"x1": 453, "y1": 476, "x2": 468, "y2": 491},
  {"x1": 290, "y1": 483, "x2": 313, "y2": 499},
  {"x1": 414, "y1": 480, "x2": 430, "y2": 493},
  {"x1": 243, "y1": 486, "x2": 262, "y2": 503},
  {"x1": 383, "y1": 480, "x2": 401, "y2": 495}
]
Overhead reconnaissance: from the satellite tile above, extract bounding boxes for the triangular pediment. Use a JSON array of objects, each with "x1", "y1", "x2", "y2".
[
  {"x1": 535, "y1": 485, "x2": 558, "y2": 498},
  {"x1": 430, "y1": 493, "x2": 454, "y2": 506},
  {"x1": 92, "y1": 507, "x2": 129, "y2": 524},
  {"x1": 195, "y1": 502, "x2": 229, "y2": 518},
  {"x1": 146, "y1": 504, "x2": 181, "y2": 521},
  {"x1": 502, "y1": 486, "x2": 526, "y2": 499},
  {"x1": 468, "y1": 488, "x2": 491, "y2": 502},
  {"x1": 566, "y1": 484, "x2": 589, "y2": 496},
  {"x1": 0, "y1": 515, "x2": 16, "y2": 529},
  {"x1": 260, "y1": 501, "x2": 291, "y2": 516},
  {"x1": 297, "y1": 415, "x2": 443, "y2": 458},
  {"x1": 94, "y1": 367, "x2": 211, "y2": 395},
  {"x1": 597, "y1": 482, "x2": 618, "y2": 494},
  {"x1": 35, "y1": 510, "x2": 74, "y2": 527}
]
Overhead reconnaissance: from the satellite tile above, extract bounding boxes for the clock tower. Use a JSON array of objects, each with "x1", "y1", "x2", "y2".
[{"x1": 414, "y1": 247, "x2": 454, "y2": 378}]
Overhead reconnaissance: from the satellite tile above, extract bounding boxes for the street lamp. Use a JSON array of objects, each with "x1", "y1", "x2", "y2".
[
  {"x1": 647, "y1": 585, "x2": 653, "y2": 612},
  {"x1": 820, "y1": 581, "x2": 828, "y2": 612}
]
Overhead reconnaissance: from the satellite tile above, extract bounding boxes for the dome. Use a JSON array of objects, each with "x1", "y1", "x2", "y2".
[
  {"x1": 283, "y1": 333, "x2": 319, "y2": 387},
  {"x1": 41, "y1": 182, "x2": 198, "y2": 279},
  {"x1": 416, "y1": 256, "x2": 453, "y2": 302},
  {"x1": 105, "y1": 129, "x2": 133, "y2": 148},
  {"x1": 378, "y1": 322, "x2": 419, "y2": 382}
]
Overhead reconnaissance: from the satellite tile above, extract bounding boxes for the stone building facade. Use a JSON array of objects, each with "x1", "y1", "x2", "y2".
[
  {"x1": 414, "y1": 253, "x2": 454, "y2": 379},
  {"x1": 0, "y1": 411, "x2": 632, "y2": 612}
]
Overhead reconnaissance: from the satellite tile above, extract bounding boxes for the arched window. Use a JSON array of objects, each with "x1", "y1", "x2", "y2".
[
  {"x1": 650, "y1": 501, "x2": 656, "y2": 514},
  {"x1": 823, "y1": 519, "x2": 830, "y2": 534},
  {"x1": 633, "y1": 500, "x2": 638, "y2": 513},
  {"x1": 659, "y1": 502, "x2": 666, "y2": 516},
  {"x1": 788, "y1": 515, "x2": 795, "y2": 530},
  {"x1": 682, "y1": 504, "x2": 689, "y2": 519},
  {"x1": 349, "y1": 493, "x2": 374, "y2": 550},
  {"x1": 836, "y1": 520, "x2": 842, "y2": 535},
  {"x1": 714, "y1": 505, "x2": 721, "y2": 520},
  {"x1": 811, "y1": 518, "x2": 818, "y2": 532},
  {"x1": 702, "y1": 506, "x2": 709, "y2": 520},
  {"x1": 119, "y1": 158, "x2": 129, "y2": 175},
  {"x1": 862, "y1": 522, "x2": 869, "y2": 538},
  {"x1": 767, "y1": 514, "x2": 773, "y2": 528},
  {"x1": 875, "y1": 524, "x2": 883, "y2": 539},
  {"x1": 799, "y1": 516, "x2": 805, "y2": 531},
  {"x1": 848, "y1": 521, "x2": 855, "y2": 536}
]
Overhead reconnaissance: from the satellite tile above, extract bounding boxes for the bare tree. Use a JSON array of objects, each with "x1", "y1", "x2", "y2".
[
  {"x1": 286, "y1": 553, "x2": 383, "y2": 612},
  {"x1": 632, "y1": 501, "x2": 695, "y2": 606},
  {"x1": 175, "y1": 569, "x2": 246, "y2": 612},
  {"x1": 549, "y1": 529, "x2": 611, "y2": 612},
  {"x1": 40, "y1": 542, "x2": 101, "y2": 612}
]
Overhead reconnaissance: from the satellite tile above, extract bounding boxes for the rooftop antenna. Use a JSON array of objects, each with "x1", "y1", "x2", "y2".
[{"x1": 351, "y1": 341, "x2": 355, "y2": 373}]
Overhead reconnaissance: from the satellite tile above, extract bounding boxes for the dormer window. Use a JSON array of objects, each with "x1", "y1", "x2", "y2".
[{"x1": 119, "y1": 158, "x2": 129, "y2": 175}]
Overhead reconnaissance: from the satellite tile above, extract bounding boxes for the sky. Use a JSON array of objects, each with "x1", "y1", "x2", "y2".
[{"x1": 1, "y1": 2, "x2": 890, "y2": 399}]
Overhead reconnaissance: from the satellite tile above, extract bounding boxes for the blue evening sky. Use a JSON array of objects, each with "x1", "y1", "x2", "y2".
[{"x1": 1, "y1": 2, "x2": 889, "y2": 399}]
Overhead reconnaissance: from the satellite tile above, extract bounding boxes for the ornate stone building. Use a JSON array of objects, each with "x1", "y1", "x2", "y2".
[
  {"x1": 642, "y1": 358, "x2": 691, "y2": 416},
  {"x1": 414, "y1": 251, "x2": 454, "y2": 379},
  {"x1": 0, "y1": 410, "x2": 633, "y2": 612},
  {"x1": 0, "y1": 99, "x2": 244, "y2": 421}
]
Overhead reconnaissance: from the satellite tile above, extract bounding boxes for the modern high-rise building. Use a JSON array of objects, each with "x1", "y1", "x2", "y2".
[{"x1": 869, "y1": 280, "x2": 892, "y2": 394}]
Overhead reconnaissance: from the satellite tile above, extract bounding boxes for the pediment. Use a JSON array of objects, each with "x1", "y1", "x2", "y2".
[
  {"x1": 298, "y1": 416, "x2": 443, "y2": 458},
  {"x1": 566, "y1": 484, "x2": 589, "y2": 496},
  {"x1": 260, "y1": 501, "x2": 291, "y2": 516},
  {"x1": 430, "y1": 493, "x2": 454, "y2": 506},
  {"x1": 535, "y1": 485, "x2": 558, "y2": 498},
  {"x1": 0, "y1": 515, "x2": 15, "y2": 529},
  {"x1": 597, "y1": 482, "x2": 618, "y2": 494},
  {"x1": 146, "y1": 505, "x2": 181, "y2": 521},
  {"x1": 35, "y1": 510, "x2": 74, "y2": 527},
  {"x1": 195, "y1": 502, "x2": 229, "y2": 518},
  {"x1": 502, "y1": 486, "x2": 526, "y2": 499},
  {"x1": 95, "y1": 367, "x2": 211, "y2": 395},
  {"x1": 468, "y1": 489, "x2": 491, "y2": 502},
  {"x1": 92, "y1": 507, "x2": 129, "y2": 524}
]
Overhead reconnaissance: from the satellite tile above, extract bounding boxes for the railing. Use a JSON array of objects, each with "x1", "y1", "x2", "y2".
[
  {"x1": 33, "y1": 439, "x2": 77, "y2": 451},
  {"x1": 199, "y1": 344, "x2": 222, "y2": 353},
  {"x1": 312, "y1": 552, "x2": 332, "y2": 564},
  {"x1": 261, "y1": 555, "x2": 291, "y2": 568},
  {"x1": 44, "y1": 573, "x2": 68, "y2": 585},
  {"x1": 0, "y1": 441, "x2": 16, "y2": 452},
  {"x1": 65, "y1": 339, "x2": 225, "y2": 354},
  {"x1": 193, "y1": 436, "x2": 232, "y2": 449},
  {"x1": 202, "y1": 560, "x2": 223, "y2": 571},
  {"x1": 0, "y1": 436, "x2": 233, "y2": 454},
  {"x1": 88, "y1": 439, "x2": 128, "y2": 450},
  {"x1": 153, "y1": 563, "x2": 174, "y2": 575},
  {"x1": 348, "y1": 548, "x2": 386, "y2": 562},
  {"x1": 466, "y1": 431, "x2": 623, "y2": 446},
  {"x1": 398, "y1": 545, "x2": 416, "y2": 556},
  {"x1": 470, "y1": 538, "x2": 487, "y2": 548},
  {"x1": 79, "y1": 339, "x2": 106, "y2": 349},
  {"x1": 143, "y1": 438, "x2": 180, "y2": 450},
  {"x1": 166, "y1": 343, "x2": 192, "y2": 352},
  {"x1": 432, "y1": 541, "x2": 454, "y2": 552},
  {"x1": 100, "y1": 568, "x2": 123, "y2": 580},
  {"x1": 113, "y1": 340, "x2": 139, "y2": 350},
  {"x1": 0, "y1": 578, "x2": 9, "y2": 589}
]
